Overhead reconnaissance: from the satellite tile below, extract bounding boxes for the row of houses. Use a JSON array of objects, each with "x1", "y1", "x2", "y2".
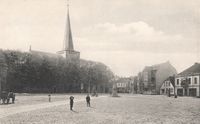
[
  {"x1": 135, "y1": 61, "x2": 177, "y2": 95},
  {"x1": 116, "y1": 61, "x2": 200, "y2": 97},
  {"x1": 160, "y1": 63, "x2": 200, "y2": 97}
]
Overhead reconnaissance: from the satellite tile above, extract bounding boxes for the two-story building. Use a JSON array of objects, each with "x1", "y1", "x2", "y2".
[
  {"x1": 175, "y1": 63, "x2": 200, "y2": 97},
  {"x1": 160, "y1": 76, "x2": 175, "y2": 95},
  {"x1": 116, "y1": 78, "x2": 132, "y2": 93}
]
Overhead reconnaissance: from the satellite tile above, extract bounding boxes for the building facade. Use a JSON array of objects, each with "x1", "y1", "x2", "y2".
[
  {"x1": 138, "y1": 61, "x2": 177, "y2": 94},
  {"x1": 160, "y1": 76, "x2": 175, "y2": 95},
  {"x1": 137, "y1": 72, "x2": 143, "y2": 94},
  {"x1": 175, "y1": 63, "x2": 200, "y2": 97},
  {"x1": 116, "y1": 78, "x2": 133, "y2": 93},
  {"x1": 133, "y1": 76, "x2": 138, "y2": 94}
]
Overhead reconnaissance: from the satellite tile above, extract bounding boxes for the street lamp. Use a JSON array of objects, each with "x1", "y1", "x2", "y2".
[
  {"x1": 111, "y1": 77, "x2": 118, "y2": 97},
  {"x1": 88, "y1": 68, "x2": 92, "y2": 94}
]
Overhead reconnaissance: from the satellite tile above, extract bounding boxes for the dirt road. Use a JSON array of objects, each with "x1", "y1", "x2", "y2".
[
  {"x1": 1, "y1": 95, "x2": 200, "y2": 124},
  {"x1": 0, "y1": 95, "x2": 104, "y2": 118}
]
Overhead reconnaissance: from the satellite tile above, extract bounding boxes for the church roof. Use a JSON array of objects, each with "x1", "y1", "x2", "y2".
[
  {"x1": 29, "y1": 49, "x2": 64, "y2": 65},
  {"x1": 178, "y1": 63, "x2": 200, "y2": 75},
  {"x1": 30, "y1": 49, "x2": 62, "y2": 59}
]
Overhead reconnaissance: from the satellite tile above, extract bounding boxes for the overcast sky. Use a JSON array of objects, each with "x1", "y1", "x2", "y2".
[{"x1": 0, "y1": 0, "x2": 200, "y2": 76}]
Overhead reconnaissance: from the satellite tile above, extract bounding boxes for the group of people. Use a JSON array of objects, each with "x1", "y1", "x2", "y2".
[
  {"x1": 69, "y1": 94, "x2": 91, "y2": 111},
  {"x1": 0, "y1": 91, "x2": 15, "y2": 104}
]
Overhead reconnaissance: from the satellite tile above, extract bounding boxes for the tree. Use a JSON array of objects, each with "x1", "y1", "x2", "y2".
[{"x1": 2, "y1": 50, "x2": 115, "y2": 93}]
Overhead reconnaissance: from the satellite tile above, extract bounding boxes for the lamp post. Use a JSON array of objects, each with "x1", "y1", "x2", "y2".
[
  {"x1": 88, "y1": 68, "x2": 92, "y2": 94},
  {"x1": 112, "y1": 77, "x2": 118, "y2": 97}
]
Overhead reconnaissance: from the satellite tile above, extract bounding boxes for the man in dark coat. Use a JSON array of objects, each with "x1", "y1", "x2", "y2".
[
  {"x1": 2, "y1": 91, "x2": 7, "y2": 104},
  {"x1": 86, "y1": 94, "x2": 90, "y2": 107},
  {"x1": 69, "y1": 96, "x2": 74, "y2": 110},
  {"x1": 12, "y1": 93, "x2": 15, "y2": 103}
]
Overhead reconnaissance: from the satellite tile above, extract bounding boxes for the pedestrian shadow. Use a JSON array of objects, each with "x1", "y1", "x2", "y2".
[
  {"x1": 0, "y1": 103, "x2": 13, "y2": 105},
  {"x1": 71, "y1": 110, "x2": 79, "y2": 113},
  {"x1": 89, "y1": 106, "x2": 95, "y2": 109}
]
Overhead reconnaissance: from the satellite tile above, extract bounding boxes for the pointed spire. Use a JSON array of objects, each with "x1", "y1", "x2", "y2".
[{"x1": 64, "y1": 0, "x2": 74, "y2": 51}]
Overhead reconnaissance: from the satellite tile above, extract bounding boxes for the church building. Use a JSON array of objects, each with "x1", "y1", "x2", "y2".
[
  {"x1": 30, "y1": 2, "x2": 80, "y2": 65},
  {"x1": 57, "y1": 3, "x2": 80, "y2": 65}
]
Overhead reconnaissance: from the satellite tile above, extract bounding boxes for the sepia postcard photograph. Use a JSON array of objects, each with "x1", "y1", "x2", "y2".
[{"x1": 0, "y1": 0, "x2": 200, "y2": 124}]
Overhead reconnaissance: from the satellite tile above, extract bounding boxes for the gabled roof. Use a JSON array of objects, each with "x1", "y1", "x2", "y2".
[
  {"x1": 143, "y1": 61, "x2": 177, "y2": 73},
  {"x1": 163, "y1": 76, "x2": 175, "y2": 87},
  {"x1": 151, "y1": 61, "x2": 170, "y2": 69},
  {"x1": 179, "y1": 63, "x2": 200, "y2": 75}
]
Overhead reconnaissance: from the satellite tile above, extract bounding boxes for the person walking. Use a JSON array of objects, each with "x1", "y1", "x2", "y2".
[
  {"x1": 86, "y1": 94, "x2": 90, "y2": 107},
  {"x1": 69, "y1": 96, "x2": 74, "y2": 110},
  {"x1": 48, "y1": 94, "x2": 51, "y2": 102}
]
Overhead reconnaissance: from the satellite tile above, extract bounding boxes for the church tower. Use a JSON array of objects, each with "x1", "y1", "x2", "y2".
[{"x1": 58, "y1": 1, "x2": 80, "y2": 65}]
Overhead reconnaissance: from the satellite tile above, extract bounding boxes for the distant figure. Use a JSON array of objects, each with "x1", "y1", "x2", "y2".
[
  {"x1": 7, "y1": 92, "x2": 15, "y2": 104},
  {"x1": 1, "y1": 91, "x2": 7, "y2": 104},
  {"x1": 12, "y1": 93, "x2": 15, "y2": 103},
  {"x1": 174, "y1": 93, "x2": 177, "y2": 98},
  {"x1": 168, "y1": 89, "x2": 171, "y2": 97},
  {"x1": 6, "y1": 94, "x2": 10, "y2": 104},
  {"x1": 69, "y1": 96, "x2": 74, "y2": 110},
  {"x1": 86, "y1": 94, "x2": 90, "y2": 107},
  {"x1": 48, "y1": 94, "x2": 51, "y2": 102}
]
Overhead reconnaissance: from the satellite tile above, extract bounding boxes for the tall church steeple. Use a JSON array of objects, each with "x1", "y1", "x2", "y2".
[
  {"x1": 57, "y1": 0, "x2": 80, "y2": 65},
  {"x1": 64, "y1": 2, "x2": 74, "y2": 51}
]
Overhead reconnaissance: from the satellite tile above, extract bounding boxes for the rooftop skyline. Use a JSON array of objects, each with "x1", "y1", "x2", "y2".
[{"x1": 0, "y1": 0, "x2": 199, "y2": 76}]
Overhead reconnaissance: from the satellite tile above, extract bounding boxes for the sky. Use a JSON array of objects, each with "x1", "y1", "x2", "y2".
[{"x1": 0, "y1": 0, "x2": 200, "y2": 76}]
